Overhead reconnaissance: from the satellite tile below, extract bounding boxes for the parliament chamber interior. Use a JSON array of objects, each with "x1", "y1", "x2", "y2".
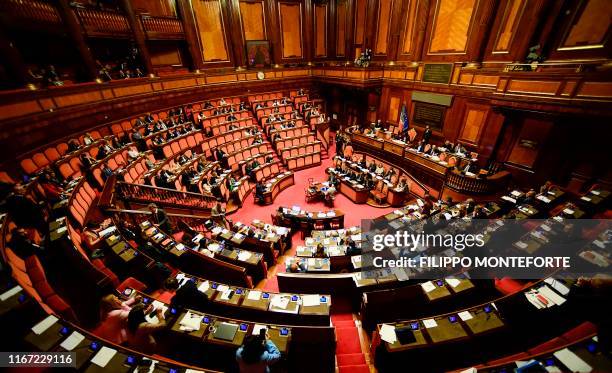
[{"x1": 0, "y1": 0, "x2": 611, "y2": 372}]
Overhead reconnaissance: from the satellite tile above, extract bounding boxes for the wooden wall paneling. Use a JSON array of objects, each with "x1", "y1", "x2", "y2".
[
  {"x1": 547, "y1": 0, "x2": 612, "y2": 61},
  {"x1": 304, "y1": 0, "x2": 314, "y2": 61},
  {"x1": 352, "y1": 0, "x2": 368, "y2": 57},
  {"x1": 314, "y1": 3, "x2": 328, "y2": 58},
  {"x1": 373, "y1": 0, "x2": 393, "y2": 57},
  {"x1": 336, "y1": 0, "x2": 348, "y2": 57},
  {"x1": 277, "y1": 0, "x2": 305, "y2": 61},
  {"x1": 176, "y1": 0, "x2": 205, "y2": 69},
  {"x1": 482, "y1": 0, "x2": 546, "y2": 62},
  {"x1": 458, "y1": 102, "x2": 488, "y2": 144},
  {"x1": 149, "y1": 42, "x2": 183, "y2": 66},
  {"x1": 397, "y1": 0, "x2": 419, "y2": 60},
  {"x1": 191, "y1": 0, "x2": 232, "y2": 65},
  {"x1": 265, "y1": 0, "x2": 282, "y2": 64},
  {"x1": 505, "y1": 117, "x2": 553, "y2": 170},
  {"x1": 121, "y1": 0, "x2": 154, "y2": 73},
  {"x1": 239, "y1": 0, "x2": 267, "y2": 41},
  {"x1": 423, "y1": 0, "x2": 497, "y2": 62}
]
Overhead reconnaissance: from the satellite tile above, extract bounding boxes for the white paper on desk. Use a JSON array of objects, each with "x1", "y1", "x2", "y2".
[
  {"x1": 252, "y1": 324, "x2": 267, "y2": 336},
  {"x1": 563, "y1": 208, "x2": 575, "y2": 215},
  {"x1": 91, "y1": 346, "x2": 117, "y2": 368},
  {"x1": 351, "y1": 234, "x2": 361, "y2": 242},
  {"x1": 553, "y1": 348, "x2": 592, "y2": 372},
  {"x1": 538, "y1": 285, "x2": 566, "y2": 306},
  {"x1": 179, "y1": 311, "x2": 202, "y2": 331},
  {"x1": 59, "y1": 331, "x2": 85, "y2": 351},
  {"x1": 198, "y1": 281, "x2": 210, "y2": 293},
  {"x1": 511, "y1": 190, "x2": 522, "y2": 197},
  {"x1": 537, "y1": 195, "x2": 551, "y2": 203},
  {"x1": 216, "y1": 284, "x2": 229, "y2": 293},
  {"x1": 544, "y1": 278, "x2": 570, "y2": 296},
  {"x1": 501, "y1": 196, "x2": 516, "y2": 203},
  {"x1": 423, "y1": 319, "x2": 438, "y2": 329},
  {"x1": 32, "y1": 315, "x2": 58, "y2": 335},
  {"x1": 211, "y1": 227, "x2": 222, "y2": 235},
  {"x1": 270, "y1": 295, "x2": 290, "y2": 309},
  {"x1": 302, "y1": 294, "x2": 320, "y2": 307},
  {"x1": 0, "y1": 285, "x2": 22, "y2": 301},
  {"x1": 446, "y1": 278, "x2": 461, "y2": 288},
  {"x1": 591, "y1": 190, "x2": 601, "y2": 196},
  {"x1": 421, "y1": 281, "x2": 436, "y2": 293},
  {"x1": 581, "y1": 196, "x2": 592, "y2": 202},
  {"x1": 146, "y1": 301, "x2": 168, "y2": 324},
  {"x1": 544, "y1": 366, "x2": 562, "y2": 373},
  {"x1": 237, "y1": 251, "x2": 252, "y2": 261},
  {"x1": 541, "y1": 224, "x2": 552, "y2": 232},
  {"x1": 524, "y1": 291, "x2": 545, "y2": 309},
  {"x1": 220, "y1": 289, "x2": 233, "y2": 300},
  {"x1": 515, "y1": 241, "x2": 528, "y2": 249},
  {"x1": 459, "y1": 368, "x2": 477, "y2": 373},
  {"x1": 247, "y1": 290, "x2": 261, "y2": 301},
  {"x1": 593, "y1": 240, "x2": 605, "y2": 249},
  {"x1": 185, "y1": 369, "x2": 207, "y2": 373},
  {"x1": 458, "y1": 311, "x2": 473, "y2": 321},
  {"x1": 379, "y1": 324, "x2": 397, "y2": 343}
]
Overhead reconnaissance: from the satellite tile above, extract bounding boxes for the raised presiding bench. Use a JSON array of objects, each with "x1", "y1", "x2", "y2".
[{"x1": 274, "y1": 206, "x2": 344, "y2": 234}]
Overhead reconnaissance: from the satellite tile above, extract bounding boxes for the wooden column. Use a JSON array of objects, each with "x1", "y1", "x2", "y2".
[
  {"x1": 224, "y1": 0, "x2": 245, "y2": 67},
  {"x1": 121, "y1": 0, "x2": 154, "y2": 74},
  {"x1": 0, "y1": 25, "x2": 28, "y2": 87},
  {"x1": 177, "y1": 0, "x2": 205, "y2": 70},
  {"x1": 55, "y1": 0, "x2": 98, "y2": 80},
  {"x1": 469, "y1": 0, "x2": 499, "y2": 63}
]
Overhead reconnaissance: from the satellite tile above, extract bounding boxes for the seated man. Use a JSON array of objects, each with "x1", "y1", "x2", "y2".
[
  {"x1": 159, "y1": 277, "x2": 209, "y2": 311},
  {"x1": 287, "y1": 258, "x2": 306, "y2": 273},
  {"x1": 255, "y1": 182, "x2": 266, "y2": 204}
]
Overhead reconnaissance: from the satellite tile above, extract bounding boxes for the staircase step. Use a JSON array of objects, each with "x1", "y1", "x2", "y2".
[
  {"x1": 338, "y1": 364, "x2": 370, "y2": 373},
  {"x1": 333, "y1": 320, "x2": 356, "y2": 327},
  {"x1": 337, "y1": 353, "x2": 366, "y2": 366}
]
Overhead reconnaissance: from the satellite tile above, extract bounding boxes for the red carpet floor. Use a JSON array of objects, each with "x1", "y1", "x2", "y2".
[{"x1": 229, "y1": 136, "x2": 389, "y2": 371}]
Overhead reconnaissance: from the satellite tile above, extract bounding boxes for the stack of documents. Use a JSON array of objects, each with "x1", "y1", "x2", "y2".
[{"x1": 179, "y1": 312, "x2": 203, "y2": 332}]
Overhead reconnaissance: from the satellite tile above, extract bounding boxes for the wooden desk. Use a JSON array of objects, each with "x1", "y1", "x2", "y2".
[
  {"x1": 426, "y1": 317, "x2": 469, "y2": 344},
  {"x1": 262, "y1": 172, "x2": 295, "y2": 205},
  {"x1": 463, "y1": 308, "x2": 505, "y2": 335}
]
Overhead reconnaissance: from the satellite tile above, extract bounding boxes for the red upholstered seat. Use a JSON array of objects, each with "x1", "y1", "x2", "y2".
[
  {"x1": 494, "y1": 277, "x2": 525, "y2": 295},
  {"x1": 561, "y1": 321, "x2": 597, "y2": 342},
  {"x1": 33, "y1": 280, "x2": 55, "y2": 299},
  {"x1": 25, "y1": 256, "x2": 47, "y2": 284},
  {"x1": 527, "y1": 337, "x2": 567, "y2": 355},
  {"x1": 117, "y1": 277, "x2": 147, "y2": 294},
  {"x1": 486, "y1": 352, "x2": 530, "y2": 366},
  {"x1": 46, "y1": 294, "x2": 77, "y2": 321}
]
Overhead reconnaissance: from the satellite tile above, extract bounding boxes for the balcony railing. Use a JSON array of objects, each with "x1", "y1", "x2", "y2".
[
  {"x1": 444, "y1": 170, "x2": 511, "y2": 195},
  {"x1": 115, "y1": 182, "x2": 219, "y2": 213},
  {"x1": 74, "y1": 7, "x2": 131, "y2": 37},
  {"x1": 140, "y1": 15, "x2": 184, "y2": 39},
  {"x1": 0, "y1": 0, "x2": 62, "y2": 26}
]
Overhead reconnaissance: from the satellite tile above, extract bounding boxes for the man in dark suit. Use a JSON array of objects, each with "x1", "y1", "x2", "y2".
[
  {"x1": 255, "y1": 182, "x2": 266, "y2": 204},
  {"x1": 423, "y1": 125, "x2": 432, "y2": 144},
  {"x1": 148, "y1": 203, "x2": 173, "y2": 233},
  {"x1": 163, "y1": 277, "x2": 209, "y2": 312}
]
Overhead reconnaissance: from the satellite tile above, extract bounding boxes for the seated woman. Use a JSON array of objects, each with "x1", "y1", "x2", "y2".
[
  {"x1": 93, "y1": 294, "x2": 140, "y2": 345},
  {"x1": 126, "y1": 304, "x2": 166, "y2": 353},
  {"x1": 236, "y1": 332, "x2": 281, "y2": 373},
  {"x1": 314, "y1": 244, "x2": 327, "y2": 258}
]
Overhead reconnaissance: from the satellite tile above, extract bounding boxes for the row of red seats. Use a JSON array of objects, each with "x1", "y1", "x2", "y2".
[
  {"x1": 122, "y1": 153, "x2": 155, "y2": 184},
  {"x1": 256, "y1": 104, "x2": 294, "y2": 119},
  {"x1": 22, "y1": 131, "x2": 103, "y2": 176},
  {"x1": 280, "y1": 142, "x2": 321, "y2": 161},
  {"x1": 275, "y1": 134, "x2": 315, "y2": 151},
  {"x1": 253, "y1": 162, "x2": 282, "y2": 183},
  {"x1": 271, "y1": 125, "x2": 309, "y2": 140},
  {"x1": 192, "y1": 96, "x2": 242, "y2": 111},
  {"x1": 287, "y1": 152, "x2": 322, "y2": 171},
  {"x1": 247, "y1": 91, "x2": 283, "y2": 104},
  {"x1": 3, "y1": 220, "x2": 76, "y2": 321}
]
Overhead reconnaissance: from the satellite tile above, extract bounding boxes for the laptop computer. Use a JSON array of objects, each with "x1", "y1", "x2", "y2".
[
  {"x1": 395, "y1": 326, "x2": 417, "y2": 345},
  {"x1": 213, "y1": 322, "x2": 239, "y2": 341}
]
